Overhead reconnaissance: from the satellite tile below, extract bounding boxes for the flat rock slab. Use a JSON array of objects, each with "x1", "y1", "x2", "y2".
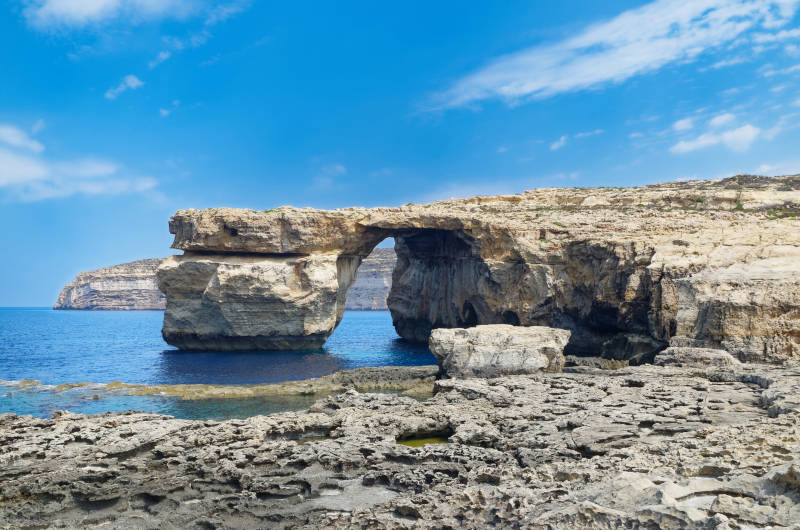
[{"x1": 429, "y1": 324, "x2": 570, "y2": 378}]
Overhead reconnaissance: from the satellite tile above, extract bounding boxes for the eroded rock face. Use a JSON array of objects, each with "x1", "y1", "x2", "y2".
[
  {"x1": 158, "y1": 175, "x2": 800, "y2": 360},
  {"x1": 2, "y1": 363, "x2": 799, "y2": 528},
  {"x1": 429, "y1": 324, "x2": 569, "y2": 378},
  {"x1": 157, "y1": 253, "x2": 359, "y2": 350},
  {"x1": 54, "y1": 259, "x2": 166, "y2": 310}
]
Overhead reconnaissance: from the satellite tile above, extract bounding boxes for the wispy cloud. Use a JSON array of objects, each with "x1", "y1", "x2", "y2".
[
  {"x1": 670, "y1": 124, "x2": 761, "y2": 153},
  {"x1": 159, "y1": 100, "x2": 181, "y2": 117},
  {"x1": 23, "y1": 0, "x2": 199, "y2": 29},
  {"x1": 672, "y1": 117, "x2": 695, "y2": 131},
  {"x1": 0, "y1": 122, "x2": 157, "y2": 201},
  {"x1": 148, "y1": 50, "x2": 172, "y2": 69},
  {"x1": 709, "y1": 113, "x2": 736, "y2": 127},
  {"x1": 0, "y1": 124, "x2": 44, "y2": 153},
  {"x1": 104, "y1": 74, "x2": 144, "y2": 100},
  {"x1": 550, "y1": 135, "x2": 568, "y2": 151},
  {"x1": 311, "y1": 163, "x2": 347, "y2": 191},
  {"x1": 432, "y1": 0, "x2": 799, "y2": 110},
  {"x1": 574, "y1": 129, "x2": 605, "y2": 138}
]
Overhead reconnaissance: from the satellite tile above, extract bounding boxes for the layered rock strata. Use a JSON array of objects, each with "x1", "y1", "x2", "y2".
[
  {"x1": 54, "y1": 259, "x2": 166, "y2": 310},
  {"x1": 429, "y1": 324, "x2": 569, "y2": 378},
  {"x1": 54, "y1": 250, "x2": 396, "y2": 312},
  {"x1": 2, "y1": 362, "x2": 800, "y2": 527},
  {"x1": 158, "y1": 175, "x2": 800, "y2": 361}
]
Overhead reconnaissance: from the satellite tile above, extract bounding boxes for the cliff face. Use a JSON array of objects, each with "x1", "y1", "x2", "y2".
[
  {"x1": 157, "y1": 175, "x2": 800, "y2": 361},
  {"x1": 54, "y1": 259, "x2": 167, "y2": 310},
  {"x1": 54, "y1": 252, "x2": 396, "y2": 312},
  {"x1": 345, "y1": 248, "x2": 395, "y2": 310}
]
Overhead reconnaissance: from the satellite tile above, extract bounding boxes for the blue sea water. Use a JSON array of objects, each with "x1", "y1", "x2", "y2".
[{"x1": 0, "y1": 308, "x2": 435, "y2": 419}]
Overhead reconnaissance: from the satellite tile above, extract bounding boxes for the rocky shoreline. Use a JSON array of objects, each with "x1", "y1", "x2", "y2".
[{"x1": 2, "y1": 360, "x2": 799, "y2": 528}]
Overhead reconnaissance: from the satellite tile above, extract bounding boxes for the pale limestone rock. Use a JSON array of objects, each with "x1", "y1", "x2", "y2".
[
  {"x1": 54, "y1": 259, "x2": 165, "y2": 310},
  {"x1": 159, "y1": 175, "x2": 800, "y2": 360},
  {"x1": 55, "y1": 249, "x2": 397, "y2": 313},
  {"x1": 157, "y1": 252, "x2": 359, "y2": 350},
  {"x1": 343, "y1": 248, "x2": 395, "y2": 310},
  {"x1": 654, "y1": 346, "x2": 741, "y2": 368},
  {"x1": 3, "y1": 363, "x2": 800, "y2": 527},
  {"x1": 429, "y1": 324, "x2": 569, "y2": 378}
]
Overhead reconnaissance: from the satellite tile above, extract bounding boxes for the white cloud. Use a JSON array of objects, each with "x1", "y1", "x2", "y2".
[
  {"x1": 204, "y1": 0, "x2": 250, "y2": 26},
  {"x1": 629, "y1": 132, "x2": 644, "y2": 139},
  {"x1": 550, "y1": 135, "x2": 568, "y2": 151},
  {"x1": 574, "y1": 129, "x2": 604, "y2": 138},
  {"x1": 31, "y1": 119, "x2": 46, "y2": 134},
  {"x1": 763, "y1": 63, "x2": 800, "y2": 76},
  {"x1": 709, "y1": 113, "x2": 735, "y2": 127},
  {"x1": 670, "y1": 124, "x2": 761, "y2": 153},
  {"x1": 496, "y1": 146, "x2": 508, "y2": 153},
  {"x1": 433, "y1": 0, "x2": 799, "y2": 109},
  {"x1": 673, "y1": 118, "x2": 694, "y2": 131},
  {"x1": 24, "y1": 0, "x2": 199, "y2": 29},
  {"x1": 752, "y1": 27, "x2": 800, "y2": 42},
  {"x1": 0, "y1": 123, "x2": 157, "y2": 201},
  {"x1": 105, "y1": 74, "x2": 144, "y2": 100},
  {"x1": 0, "y1": 124, "x2": 45, "y2": 153},
  {"x1": 709, "y1": 56, "x2": 748, "y2": 69},
  {"x1": 311, "y1": 163, "x2": 347, "y2": 191},
  {"x1": 148, "y1": 50, "x2": 171, "y2": 69},
  {"x1": 794, "y1": 98, "x2": 800, "y2": 106}
]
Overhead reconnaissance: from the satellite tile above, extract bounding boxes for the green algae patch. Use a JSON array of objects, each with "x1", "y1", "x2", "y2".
[
  {"x1": 396, "y1": 436, "x2": 449, "y2": 447},
  {"x1": 53, "y1": 382, "x2": 93, "y2": 392}
]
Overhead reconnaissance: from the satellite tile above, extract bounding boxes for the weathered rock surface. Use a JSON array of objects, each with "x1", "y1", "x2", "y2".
[
  {"x1": 54, "y1": 250, "x2": 397, "y2": 312},
  {"x1": 2, "y1": 362, "x2": 800, "y2": 528},
  {"x1": 654, "y1": 345, "x2": 741, "y2": 368},
  {"x1": 54, "y1": 259, "x2": 166, "y2": 310},
  {"x1": 429, "y1": 324, "x2": 569, "y2": 378},
  {"x1": 157, "y1": 175, "x2": 800, "y2": 361}
]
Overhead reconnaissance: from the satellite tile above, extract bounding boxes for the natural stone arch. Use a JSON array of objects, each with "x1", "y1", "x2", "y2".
[{"x1": 157, "y1": 175, "x2": 800, "y2": 362}]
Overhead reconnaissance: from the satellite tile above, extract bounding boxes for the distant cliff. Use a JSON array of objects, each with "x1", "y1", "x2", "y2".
[
  {"x1": 54, "y1": 259, "x2": 167, "y2": 310},
  {"x1": 54, "y1": 250, "x2": 396, "y2": 311},
  {"x1": 343, "y1": 248, "x2": 395, "y2": 310}
]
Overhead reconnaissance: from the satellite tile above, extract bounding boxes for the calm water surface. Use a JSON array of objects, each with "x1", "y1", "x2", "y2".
[{"x1": 0, "y1": 308, "x2": 434, "y2": 419}]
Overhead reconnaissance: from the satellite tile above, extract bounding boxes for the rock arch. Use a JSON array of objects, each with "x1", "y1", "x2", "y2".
[{"x1": 157, "y1": 176, "x2": 800, "y2": 362}]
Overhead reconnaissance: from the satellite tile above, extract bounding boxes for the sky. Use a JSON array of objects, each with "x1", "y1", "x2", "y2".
[{"x1": 2, "y1": 0, "x2": 800, "y2": 306}]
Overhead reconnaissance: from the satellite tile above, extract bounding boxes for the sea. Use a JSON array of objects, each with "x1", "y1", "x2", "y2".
[{"x1": 0, "y1": 308, "x2": 435, "y2": 420}]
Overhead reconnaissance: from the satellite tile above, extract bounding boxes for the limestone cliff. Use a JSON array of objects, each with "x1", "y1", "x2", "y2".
[
  {"x1": 157, "y1": 175, "x2": 800, "y2": 361},
  {"x1": 54, "y1": 259, "x2": 167, "y2": 310},
  {"x1": 344, "y1": 248, "x2": 395, "y2": 310}
]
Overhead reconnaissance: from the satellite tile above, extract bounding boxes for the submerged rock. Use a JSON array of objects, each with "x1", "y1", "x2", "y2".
[
  {"x1": 429, "y1": 324, "x2": 569, "y2": 378},
  {"x1": 2, "y1": 362, "x2": 800, "y2": 528},
  {"x1": 158, "y1": 175, "x2": 800, "y2": 361}
]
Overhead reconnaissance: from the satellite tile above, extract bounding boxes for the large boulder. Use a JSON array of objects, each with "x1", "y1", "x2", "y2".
[
  {"x1": 654, "y1": 346, "x2": 741, "y2": 368},
  {"x1": 429, "y1": 324, "x2": 570, "y2": 378}
]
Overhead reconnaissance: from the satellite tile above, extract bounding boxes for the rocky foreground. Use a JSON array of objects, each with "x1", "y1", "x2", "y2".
[
  {"x1": 54, "y1": 250, "x2": 396, "y2": 311},
  {"x1": 2, "y1": 360, "x2": 799, "y2": 528}
]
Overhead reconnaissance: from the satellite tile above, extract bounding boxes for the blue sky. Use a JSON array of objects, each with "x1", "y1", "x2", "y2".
[{"x1": 2, "y1": 0, "x2": 800, "y2": 306}]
